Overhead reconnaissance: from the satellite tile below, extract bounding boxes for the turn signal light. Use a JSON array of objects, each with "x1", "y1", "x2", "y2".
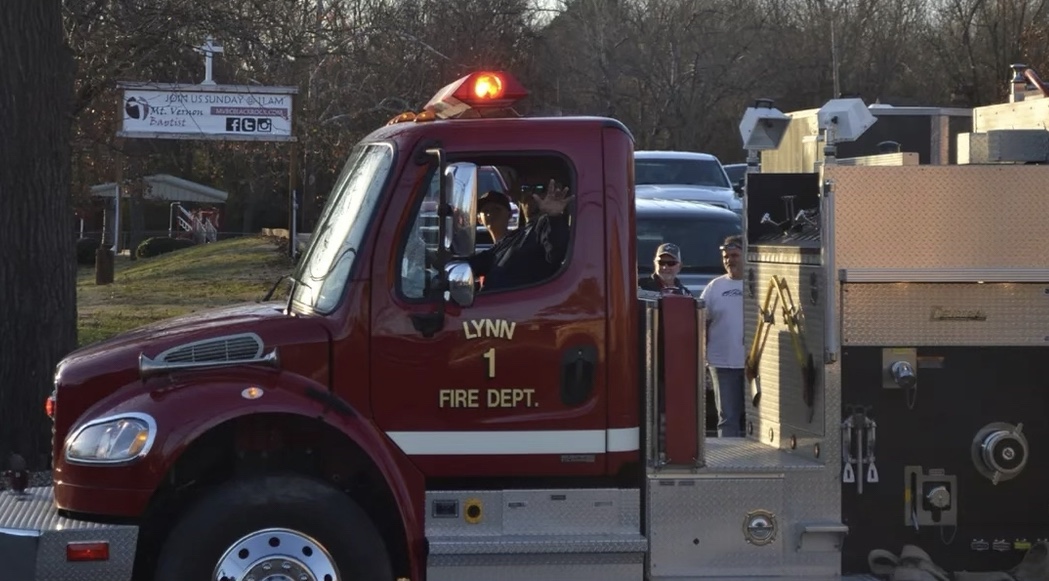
[
  {"x1": 45, "y1": 395, "x2": 55, "y2": 419},
  {"x1": 67, "y1": 541, "x2": 109, "y2": 562}
]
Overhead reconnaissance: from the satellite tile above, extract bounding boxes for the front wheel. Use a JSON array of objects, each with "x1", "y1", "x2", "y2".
[{"x1": 154, "y1": 474, "x2": 393, "y2": 581}]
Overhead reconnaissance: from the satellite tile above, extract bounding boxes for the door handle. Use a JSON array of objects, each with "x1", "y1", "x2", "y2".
[
  {"x1": 410, "y1": 311, "x2": 444, "y2": 338},
  {"x1": 561, "y1": 344, "x2": 597, "y2": 406}
]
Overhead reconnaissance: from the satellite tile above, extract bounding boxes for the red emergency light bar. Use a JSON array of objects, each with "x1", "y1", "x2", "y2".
[{"x1": 423, "y1": 71, "x2": 529, "y2": 119}]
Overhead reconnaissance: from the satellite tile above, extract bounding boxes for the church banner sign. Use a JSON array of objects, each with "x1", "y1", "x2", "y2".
[{"x1": 116, "y1": 82, "x2": 298, "y2": 142}]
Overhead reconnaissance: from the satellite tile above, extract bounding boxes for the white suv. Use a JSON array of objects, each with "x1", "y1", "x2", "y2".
[{"x1": 634, "y1": 150, "x2": 742, "y2": 215}]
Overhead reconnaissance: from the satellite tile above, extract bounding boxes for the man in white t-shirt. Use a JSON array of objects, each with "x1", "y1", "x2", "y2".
[{"x1": 700, "y1": 235, "x2": 745, "y2": 437}]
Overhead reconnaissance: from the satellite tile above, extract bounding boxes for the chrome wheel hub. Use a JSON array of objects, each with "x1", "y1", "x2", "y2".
[{"x1": 214, "y1": 528, "x2": 339, "y2": 581}]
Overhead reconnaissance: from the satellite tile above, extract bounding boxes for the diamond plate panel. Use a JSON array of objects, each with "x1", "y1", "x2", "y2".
[
  {"x1": 734, "y1": 250, "x2": 846, "y2": 578},
  {"x1": 650, "y1": 576, "x2": 881, "y2": 581},
  {"x1": 647, "y1": 476, "x2": 841, "y2": 578},
  {"x1": 502, "y1": 489, "x2": 636, "y2": 536},
  {"x1": 427, "y1": 552, "x2": 642, "y2": 581},
  {"x1": 959, "y1": 129, "x2": 1049, "y2": 164},
  {"x1": 825, "y1": 165, "x2": 1049, "y2": 270},
  {"x1": 701, "y1": 438, "x2": 823, "y2": 472},
  {"x1": 743, "y1": 262, "x2": 827, "y2": 447},
  {"x1": 37, "y1": 528, "x2": 137, "y2": 581},
  {"x1": 424, "y1": 489, "x2": 639, "y2": 538},
  {"x1": 0, "y1": 487, "x2": 137, "y2": 581},
  {"x1": 842, "y1": 283, "x2": 1049, "y2": 346},
  {"x1": 0, "y1": 487, "x2": 125, "y2": 531}
]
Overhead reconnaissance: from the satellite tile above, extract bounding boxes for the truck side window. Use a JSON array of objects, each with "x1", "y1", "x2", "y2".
[
  {"x1": 400, "y1": 172, "x2": 441, "y2": 300},
  {"x1": 397, "y1": 157, "x2": 574, "y2": 300}
]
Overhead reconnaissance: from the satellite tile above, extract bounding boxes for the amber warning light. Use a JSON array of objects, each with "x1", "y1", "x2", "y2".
[{"x1": 423, "y1": 71, "x2": 529, "y2": 119}]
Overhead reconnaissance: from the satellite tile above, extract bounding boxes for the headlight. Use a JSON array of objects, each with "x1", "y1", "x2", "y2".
[{"x1": 65, "y1": 414, "x2": 156, "y2": 464}]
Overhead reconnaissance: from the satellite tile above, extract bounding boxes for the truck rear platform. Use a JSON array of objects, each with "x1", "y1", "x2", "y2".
[{"x1": 0, "y1": 486, "x2": 136, "y2": 581}]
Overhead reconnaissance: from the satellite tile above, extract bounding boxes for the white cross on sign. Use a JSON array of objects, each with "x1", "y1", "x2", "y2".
[{"x1": 195, "y1": 36, "x2": 224, "y2": 85}]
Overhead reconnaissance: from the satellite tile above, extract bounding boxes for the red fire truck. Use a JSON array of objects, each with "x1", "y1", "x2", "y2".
[{"x1": 2, "y1": 69, "x2": 1047, "y2": 581}]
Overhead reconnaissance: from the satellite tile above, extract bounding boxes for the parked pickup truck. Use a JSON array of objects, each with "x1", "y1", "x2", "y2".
[{"x1": 634, "y1": 150, "x2": 743, "y2": 215}]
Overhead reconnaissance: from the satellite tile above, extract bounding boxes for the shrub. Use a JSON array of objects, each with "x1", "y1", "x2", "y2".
[
  {"x1": 136, "y1": 236, "x2": 195, "y2": 258},
  {"x1": 76, "y1": 238, "x2": 102, "y2": 265}
]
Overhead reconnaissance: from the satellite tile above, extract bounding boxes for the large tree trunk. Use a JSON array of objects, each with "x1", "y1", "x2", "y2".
[{"x1": 0, "y1": 0, "x2": 76, "y2": 471}]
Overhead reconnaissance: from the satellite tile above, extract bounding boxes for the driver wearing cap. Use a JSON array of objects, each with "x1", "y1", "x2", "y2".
[
  {"x1": 468, "y1": 173, "x2": 572, "y2": 293},
  {"x1": 638, "y1": 243, "x2": 692, "y2": 296},
  {"x1": 477, "y1": 189, "x2": 513, "y2": 244}
]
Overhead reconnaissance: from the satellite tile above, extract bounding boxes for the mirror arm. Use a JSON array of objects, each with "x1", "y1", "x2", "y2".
[
  {"x1": 427, "y1": 147, "x2": 452, "y2": 271},
  {"x1": 428, "y1": 145, "x2": 446, "y2": 215},
  {"x1": 416, "y1": 266, "x2": 449, "y2": 336}
]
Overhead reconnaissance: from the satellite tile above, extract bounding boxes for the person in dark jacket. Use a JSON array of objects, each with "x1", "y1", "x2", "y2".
[
  {"x1": 638, "y1": 243, "x2": 693, "y2": 296},
  {"x1": 477, "y1": 189, "x2": 513, "y2": 243},
  {"x1": 469, "y1": 178, "x2": 572, "y2": 292}
]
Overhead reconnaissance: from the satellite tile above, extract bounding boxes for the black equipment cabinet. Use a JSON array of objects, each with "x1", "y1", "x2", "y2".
[{"x1": 840, "y1": 346, "x2": 1049, "y2": 574}]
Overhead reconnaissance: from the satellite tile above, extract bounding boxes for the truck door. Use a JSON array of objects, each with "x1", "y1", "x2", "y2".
[{"x1": 369, "y1": 146, "x2": 616, "y2": 479}]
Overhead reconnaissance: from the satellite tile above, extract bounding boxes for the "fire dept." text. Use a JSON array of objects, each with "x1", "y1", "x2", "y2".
[{"x1": 438, "y1": 388, "x2": 537, "y2": 408}]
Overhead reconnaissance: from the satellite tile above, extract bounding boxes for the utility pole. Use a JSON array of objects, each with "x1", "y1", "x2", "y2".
[
  {"x1": 830, "y1": 16, "x2": 841, "y2": 98},
  {"x1": 289, "y1": 141, "x2": 299, "y2": 260}
]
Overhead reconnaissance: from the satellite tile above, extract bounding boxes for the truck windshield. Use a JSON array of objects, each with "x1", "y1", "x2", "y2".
[
  {"x1": 636, "y1": 158, "x2": 730, "y2": 189},
  {"x1": 290, "y1": 142, "x2": 394, "y2": 313}
]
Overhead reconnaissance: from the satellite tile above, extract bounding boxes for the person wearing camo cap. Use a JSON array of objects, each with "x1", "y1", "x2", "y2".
[{"x1": 638, "y1": 242, "x2": 693, "y2": 296}]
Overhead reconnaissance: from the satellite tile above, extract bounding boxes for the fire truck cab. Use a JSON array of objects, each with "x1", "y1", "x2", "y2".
[{"x1": 1, "y1": 69, "x2": 1047, "y2": 581}]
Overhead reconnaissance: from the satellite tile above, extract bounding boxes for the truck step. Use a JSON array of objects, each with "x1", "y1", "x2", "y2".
[
  {"x1": 428, "y1": 532, "x2": 648, "y2": 555},
  {"x1": 424, "y1": 488, "x2": 647, "y2": 581},
  {"x1": 426, "y1": 533, "x2": 647, "y2": 581},
  {"x1": 641, "y1": 570, "x2": 881, "y2": 574},
  {"x1": 0, "y1": 486, "x2": 138, "y2": 581}
]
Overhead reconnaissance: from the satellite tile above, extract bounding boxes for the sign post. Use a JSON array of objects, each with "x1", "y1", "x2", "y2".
[{"x1": 116, "y1": 36, "x2": 301, "y2": 258}]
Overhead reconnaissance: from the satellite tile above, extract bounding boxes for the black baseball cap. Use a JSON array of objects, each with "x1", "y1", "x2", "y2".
[{"x1": 478, "y1": 190, "x2": 512, "y2": 213}]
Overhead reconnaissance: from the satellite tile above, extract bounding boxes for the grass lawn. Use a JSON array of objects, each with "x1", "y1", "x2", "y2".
[{"x1": 76, "y1": 235, "x2": 297, "y2": 347}]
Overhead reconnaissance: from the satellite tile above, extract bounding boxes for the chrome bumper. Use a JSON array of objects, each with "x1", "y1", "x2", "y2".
[{"x1": 0, "y1": 486, "x2": 137, "y2": 581}]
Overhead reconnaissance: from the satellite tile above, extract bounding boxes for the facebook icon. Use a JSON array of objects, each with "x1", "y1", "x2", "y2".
[{"x1": 225, "y1": 117, "x2": 241, "y2": 131}]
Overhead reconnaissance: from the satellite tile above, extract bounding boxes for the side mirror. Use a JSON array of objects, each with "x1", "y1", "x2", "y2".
[
  {"x1": 442, "y1": 162, "x2": 478, "y2": 257},
  {"x1": 444, "y1": 261, "x2": 475, "y2": 307}
]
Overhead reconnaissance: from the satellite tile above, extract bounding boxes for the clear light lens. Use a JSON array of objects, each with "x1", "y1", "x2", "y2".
[{"x1": 66, "y1": 418, "x2": 151, "y2": 462}]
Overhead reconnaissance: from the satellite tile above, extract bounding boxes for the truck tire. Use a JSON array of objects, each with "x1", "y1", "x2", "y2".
[{"x1": 153, "y1": 473, "x2": 393, "y2": 581}]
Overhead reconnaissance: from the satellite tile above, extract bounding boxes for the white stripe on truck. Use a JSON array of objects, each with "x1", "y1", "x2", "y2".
[{"x1": 385, "y1": 427, "x2": 640, "y2": 455}]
